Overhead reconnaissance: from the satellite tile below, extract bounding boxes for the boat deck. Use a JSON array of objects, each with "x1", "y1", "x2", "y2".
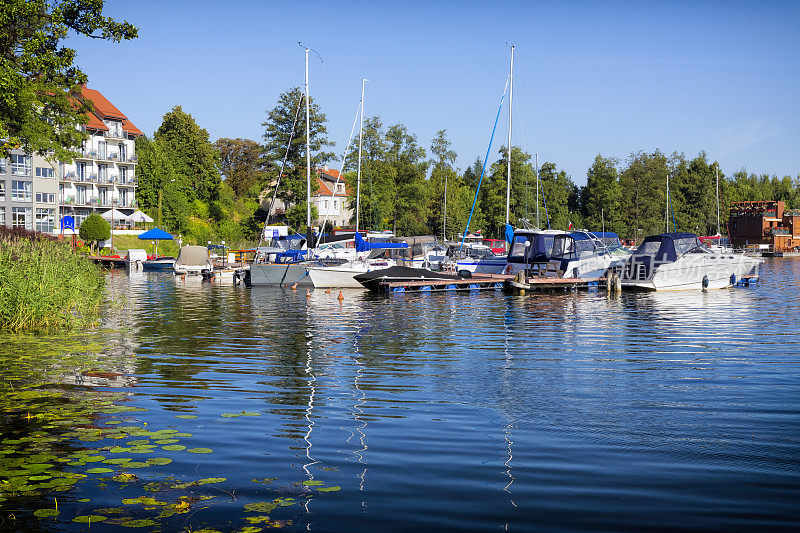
[{"x1": 383, "y1": 273, "x2": 516, "y2": 292}]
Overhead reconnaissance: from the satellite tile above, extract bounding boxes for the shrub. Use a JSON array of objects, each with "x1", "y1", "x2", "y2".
[{"x1": 78, "y1": 213, "x2": 111, "y2": 253}]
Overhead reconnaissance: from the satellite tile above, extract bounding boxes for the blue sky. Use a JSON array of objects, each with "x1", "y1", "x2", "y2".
[{"x1": 69, "y1": 0, "x2": 799, "y2": 185}]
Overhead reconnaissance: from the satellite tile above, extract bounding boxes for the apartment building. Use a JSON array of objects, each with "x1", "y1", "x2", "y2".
[
  {"x1": 0, "y1": 85, "x2": 141, "y2": 233},
  {"x1": 312, "y1": 166, "x2": 352, "y2": 228}
]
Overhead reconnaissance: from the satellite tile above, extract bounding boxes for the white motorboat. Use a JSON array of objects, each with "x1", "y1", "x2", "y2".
[
  {"x1": 549, "y1": 231, "x2": 632, "y2": 278},
  {"x1": 173, "y1": 245, "x2": 213, "y2": 276},
  {"x1": 452, "y1": 241, "x2": 508, "y2": 274},
  {"x1": 505, "y1": 228, "x2": 567, "y2": 275},
  {"x1": 308, "y1": 258, "x2": 395, "y2": 288},
  {"x1": 620, "y1": 232, "x2": 761, "y2": 291}
]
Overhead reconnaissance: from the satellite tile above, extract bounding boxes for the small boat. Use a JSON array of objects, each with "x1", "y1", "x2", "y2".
[
  {"x1": 620, "y1": 232, "x2": 761, "y2": 291},
  {"x1": 354, "y1": 265, "x2": 464, "y2": 292},
  {"x1": 142, "y1": 256, "x2": 176, "y2": 271},
  {"x1": 307, "y1": 233, "x2": 407, "y2": 288},
  {"x1": 173, "y1": 245, "x2": 213, "y2": 276},
  {"x1": 549, "y1": 231, "x2": 632, "y2": 278},
  {"x1": 385, "y1": 236, "x2": 448, "y2": 270},
  {"x1": 452, "y1": 240, "x2": 509, "y2": 274}
]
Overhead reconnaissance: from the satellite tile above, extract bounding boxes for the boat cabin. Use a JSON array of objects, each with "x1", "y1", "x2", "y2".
[
  {"x1": 623, "y1": 232, "x2": 706, "y2": 280},
  {"x1": 506, "y1": 229, "x2": 565, "y2": 265}
]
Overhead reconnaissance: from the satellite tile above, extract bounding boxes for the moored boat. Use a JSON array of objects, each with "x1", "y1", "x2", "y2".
[
  {"x1": 549, "y1": 231, "x2": 631, "y2": 278},
  {"x1": 142, "y1": 256, "x2": 176, "y2": 271}
]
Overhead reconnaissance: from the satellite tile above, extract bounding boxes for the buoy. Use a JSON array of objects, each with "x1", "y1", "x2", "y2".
[
  {"x1": 325, "y1": 288, "x2": 331, "y2": 294},
  {"x1": 181, "y1": 273, "x2": 186, "y2": 281},
  {"x1": 337, "y1": 291, "x2": 344, "y2": 302},
  {"x1": 306, "y1": 289, "x2": 312, "y2": 298},
  {"x1": 291, "y1": 283, "x2": 297, "y2": 290}
]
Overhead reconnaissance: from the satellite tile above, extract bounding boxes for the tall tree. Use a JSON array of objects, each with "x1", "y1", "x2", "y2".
[
  {"x1": 134, "y1": 136, "x2": 188, "y2": 233},
  {"x1": 582, "y1": 155, "x2": 622, "y2": 233},
  {"x1": 214, "y1": 138, "x2": 264, "y2": 197},
  {"x1": 0, "y1": 0, "x2": 137, "y2": 159},
  {"x1": 155, "y1": 106, "x2": 221, "y2": 204},
  {"x1": 262, "y1": 87, "x2": 334, "y2": 227}
]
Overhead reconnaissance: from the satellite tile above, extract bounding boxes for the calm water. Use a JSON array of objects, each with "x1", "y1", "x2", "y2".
[{"x1": 1, "y1": 259, "x2": 799, "y2": 531}]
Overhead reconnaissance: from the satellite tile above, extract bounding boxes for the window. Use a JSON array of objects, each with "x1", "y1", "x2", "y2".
[
  {"x1": 119, "y1": 143, "x2": 127, "y2": 161},
  {"x1": 11, "y1": 180, "x2": 32, "y2": 201},
  {"x1": 77, "y1": 162, "x2": 86, "y2": 180},
  {"x1": 98, "y1": 164, "x2": 107, "y2": 182},
  {"x1": 36, "y1": 208, "x2": 55, "y2": 233},
  {"x1": 76, "y1": 185, "x2": 87, "y2": 205},
  {"x1": 0, "y1": 180, "x2": 5, "y2": 201},
  {"x1": 11, "y1": 155, "x2": 31, "y2": 176},
  {"x1": 0, "y1": 207, "x2": 4, "y2": 225},
  {"x1": 35, "y1": 167, "x2": 55, "y2": 178},
  {"x1": 0, "y1": 159, "x2": 6, "y2": 173},
  {"x1": 119, "y1": 189, "x2": 128, "y2": 207},
  {"x1": 12, "y1": 207, "x2": 32, "y2": 229},
  {"x1": 98, "y1": 141, "x2": 107, "y2": 160},
  {"x1": 119, "y1": 166, "x2": 127, "y2": 183},
  {"x1": 35, "y1": 193, "x2": 56, "y2": 203}
]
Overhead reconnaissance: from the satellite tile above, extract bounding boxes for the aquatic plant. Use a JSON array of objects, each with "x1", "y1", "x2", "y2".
[{"x1": 0, "y1": 227, "x2": 105, "y2": 333}]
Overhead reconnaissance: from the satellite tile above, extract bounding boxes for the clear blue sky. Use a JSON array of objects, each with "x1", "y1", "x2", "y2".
[{"x1": 70, "y1": 0, "x2": 799, "y2": 185}]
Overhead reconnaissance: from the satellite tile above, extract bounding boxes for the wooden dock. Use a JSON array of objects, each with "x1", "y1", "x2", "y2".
[
  {"x1": 508, "y1": 276, "x2": 605, "y2": 292},
  {"x1": 384, "y1": 273, "x2": 515, "y2": 293}
]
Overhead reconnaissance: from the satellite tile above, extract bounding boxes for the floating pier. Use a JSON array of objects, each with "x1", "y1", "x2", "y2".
[
  {"x1": 508, "y1": 276, "x2": 605, "y2": 293},
  {"x1": 382, "y1": 273, "x2": 516, "y2": 293},
  {"x1": 88, "y1": 255, "x2": 126, "y2": 268}
]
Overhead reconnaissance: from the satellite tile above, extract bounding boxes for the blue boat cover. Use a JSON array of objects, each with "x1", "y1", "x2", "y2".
[
  {"x1": 504, "y1": 223, "x2": 514, "y2": 244},
  {"x1": 354, "y1": 232, "x2": 408, "y2": 253},
  {"x1": 138, "y1": 228, "x2": 174, "y2": 240}
]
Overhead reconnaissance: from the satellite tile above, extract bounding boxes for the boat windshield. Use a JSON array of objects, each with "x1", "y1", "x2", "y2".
[
  {"x1": 673, "y1": 236, "x2": 701, "y2": 256},
  {"x1": 552, "y1": 235, "x2": 597, "y2": 260},
  {"x1": 632, "y1": 239, "x2": 662, "y2": 257},
  {"x1": 508, "y1": 233, "x2": 557, "y2": 263}
]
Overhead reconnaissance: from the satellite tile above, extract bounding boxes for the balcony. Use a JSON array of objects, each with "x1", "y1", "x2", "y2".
[
  {"x1": 103, "y1": 130, "x2": 127, "y2": 140},
  {"x1": 77, "y1": 150, "x2": 97, "y2": 160}
]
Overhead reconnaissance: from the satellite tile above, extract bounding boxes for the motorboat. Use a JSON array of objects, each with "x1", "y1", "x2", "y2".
[
  {"x1": 505, "y1": 229, "x2": 566, "y2": 276},
  {"x1": 174, "y1": 245, "x2": 213, "y2": 276},
  {"x1": 354, "y1": 265, "x2": 463, "y2": 292},
  {"x1": 549, "y1": 231, "x2": 632, "y2": 278},
  {"x1": 307, "y1": 233, "x2": 407, "y2": 288},
  {"x1": 620, "y1": 232, "x2": 761, "y2": 291},
  {"x1": 452, "y1": 240, "x2": 508, "y2": 274},
  {"x1": 142, "y1": 256, "x2": 176, "y2": 271},
  {"x1": 385, "y1": 235, "x2": 448, "y2": 270}
]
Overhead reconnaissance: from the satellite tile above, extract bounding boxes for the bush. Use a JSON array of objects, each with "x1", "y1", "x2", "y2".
[
  {"x1": 78, "y1": 213, "x2": 110, "y2": 252},
  {"x1": 0, "y1": 230, "x2": 105, "y2": 333}
]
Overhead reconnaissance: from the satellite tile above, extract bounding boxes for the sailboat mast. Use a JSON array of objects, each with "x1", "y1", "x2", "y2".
[
  {"x1": 443, "y1": 174, "x2": 448, "y2": 242},
  {"x1": 505, "y1": 45, "x2": 514, "y2": 226},
  {"x1": 535, "y1": 153, "x2": 540, "y2": 228},
  {"x1": 665, "y1": 170, "x2": 670, "y2": 233},
  {"x1": 716, "y1": 165, "x2": 721, "y2": 235},
  {"x1": 356, "y1": 78, "x2": 367, "y2": 234},
  {"x1": 305, "y1": 47, "x2": 311, "y2": 232}
]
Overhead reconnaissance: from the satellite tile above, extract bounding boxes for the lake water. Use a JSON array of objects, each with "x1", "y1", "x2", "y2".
[{"x1": 1, "y1": 259, "x2": 799, "y2": 531}]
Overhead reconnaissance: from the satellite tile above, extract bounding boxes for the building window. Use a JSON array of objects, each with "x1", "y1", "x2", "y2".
[
  {"x1": 98, "y1": 141, "x2": 107, "y2": 160},
  {"x1": 77, "y1": 162, "x2": 86, "y2": 180},
  {"x1": 35, "y1": 192, "x2": 56, "y2": 203},
  {"x1": 0, "y1": 206, "x2": 4, "y2": 225},
  {"x1": 99, "y1": 164, "x2": 108, "y2": 182},
  {"x1": 36, "y1": 208, "x2": 55, "y2": 233},
  {"x1": 11, "y1": 180, "x2": 32, "y2": 201},
  {"x1": 119, "y1": 143, "x2": 127, "y2": 161},
  {"x1": 76, "y1": 185, "x2": 87, "y2": 205},
  {"x1": 11, "y1": 155, "x2": 31, "y2": 176},
  {"x1": 119, "y1": 189, "x2": 128, "y2": 207},
  {"x1": 0, "y1": 180, "x2": 5, "y2": 201},
  {"x1": 119, "y1": 166, "x2": 127, "y2": 183},
  {"x1": 35, "y1": 167, "x2": 55, "y2": 178},
  {"x1": 12, "y1": 207, "x2": 32, "y2": 229},
  {"x1": 0, "y1": 159, "x2": 6, "y2": 173}
]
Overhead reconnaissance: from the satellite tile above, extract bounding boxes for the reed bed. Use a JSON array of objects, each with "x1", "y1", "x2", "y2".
[{"x1": 0, "y1": 227, "x2": 105, "y2": 333}]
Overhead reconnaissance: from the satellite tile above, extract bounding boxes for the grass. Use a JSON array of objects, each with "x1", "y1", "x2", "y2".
[{"x1": 0, "y1": 227, "x2": 105, "y2": 333}]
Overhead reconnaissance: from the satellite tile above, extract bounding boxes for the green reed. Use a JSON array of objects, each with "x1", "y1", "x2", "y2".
[{"x1": 0, "y1": 235, "x2": 105, "y2": 333}]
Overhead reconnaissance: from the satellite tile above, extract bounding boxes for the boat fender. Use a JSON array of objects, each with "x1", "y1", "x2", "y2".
[
  {"x1": 457, "y1": 269, "x2": 472, "y2": 279},
  {"x1": 730, "y1": 273, "x2": 737, "y2": 286},
  {"x1": 338, "y1": 291, "x2": 344, "y2": 302},
  {"x1": 702, "y1": 275, "x2": 709, "y2": 290}
]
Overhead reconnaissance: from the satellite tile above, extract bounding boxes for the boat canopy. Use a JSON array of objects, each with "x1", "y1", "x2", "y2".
[
  {"x1": 552, "y1": 232, "x2": 598, "y2": 260},
  {"x1": 506, "y1": 230, "x2": 561, "y2": 264},
  {"x1": 632, "y1": 233, "x2": 703, "y2": 262},
  {"x1": 589, "y1": 232, "x2": 622, "y2": 248},
  {"x1": 354, "y1": 232, "x2": 408, "y2": 253}
]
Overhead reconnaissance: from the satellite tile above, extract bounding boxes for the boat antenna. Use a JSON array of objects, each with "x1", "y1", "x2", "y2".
[{"x1": 356, "y1": 78, "x2": 368, "y2": 234}]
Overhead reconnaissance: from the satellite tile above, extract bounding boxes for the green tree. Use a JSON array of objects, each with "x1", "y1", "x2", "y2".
[
  {"x1": 427, "y1": 130, "x2": 458, "y2": 239},
  {"x1": 155, "y1": 105, "x2": 221, "y2": 204},
  {"x1": 537, "y1": 161, "x2": 579, "y2": 231},
  {"x1": 618, "y1": 150, "x2": 670, "y2": 239},
  {"x1": 582, "y1": 155, "x2": 622, "y2": 233},
  {"x1": 134, "y1": 136, "x2": 188, "y2": 233},
  {"x1": 262, "y1": 87, "x2": 334, "y2": 228},
  {"x1": 214, "y1": 138, "x2": 264, "y2": 198},
  {"x1": 78, "y1": 213, "x2": 110, "y2": 253},
  {"x1": 0, "y1": 0, "x2": 137, "y2": 160}
]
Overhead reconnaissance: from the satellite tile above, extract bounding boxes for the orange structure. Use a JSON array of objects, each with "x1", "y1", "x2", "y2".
[{"x1": 728, "y1": 201, "x2": 800, "y2": 251}]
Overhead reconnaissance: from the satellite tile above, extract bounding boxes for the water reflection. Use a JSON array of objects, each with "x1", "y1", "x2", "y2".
[{"x1": 1, "y1": 259, "x2": 799, "y2": 531}]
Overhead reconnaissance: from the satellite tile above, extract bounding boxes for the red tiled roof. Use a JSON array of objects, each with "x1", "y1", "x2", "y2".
[
  {"x1": 85, "y1": 110, "x2": 109, "y2": 132},
  {"x1": 122, "y1": 118, "x2": 142, "y2": 136},
  {"x1": 80, "y1": 86, "x2": 127, "y2": 120}
]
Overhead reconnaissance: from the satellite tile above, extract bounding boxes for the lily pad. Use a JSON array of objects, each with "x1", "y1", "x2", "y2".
[
  {"x1": 187, "y1": 447, "x2": 212, "y2": 454},
  {"x1": 301, "y1": 480, "x2": 324, "y2": 486},
  {"x1": 112, "y1": 473, "x2": 139, "y2": 482},
  {"x1": 73, "y1": 515, "x2": 107, "y2": 523},
  {"x1": 162, "y1": 445, "x2": 185, "y2": 451},
  {"x1": 85, "y1": 467, "x2": 114, "y2": 474},
  {"x1": 119, "y1": 518, "x2": 156, "y2": 527},
  {"x1": 125, "y1": 461, "x2": 149, "y2": 469},
  {"x1": 176, "y1": 415, "x2": 198, "y2": 419},
  {"x1": 239, "y1": 412, "x2": 261, "y2": 416},
  {"x1": 221, "y1": 413, "x2": 240, "y2": 418},
  {"x1": 244, "y1": 502, "x2": 276, "y2": 513},
  {"x1": 145, "y1": 457, "x2": 172, "y2": 466},
  {"x1": 34, "y1": 509, "x2": 59, "y2": 518},
  {"x1": 154, "y1": 439, "x2": 179, "y2": 445},
  {"x1": 103, "y1": 458, "x2": 132, "y2": 465},
  {"x1": 126, "y1": 440, "x2": 150, "y2": 446},
  {"x1": 317, "y1": 486, "x2": 341, "y2": 492}
]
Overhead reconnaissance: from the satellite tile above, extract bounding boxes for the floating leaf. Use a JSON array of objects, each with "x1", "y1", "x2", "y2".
[
  {"x1": 317, "y1": 486, "x2": 341, "y2": 492},
  {"x1": 162, "y1": 445, "x2": 185, "y2": 451},
  {"x1": 126, "y1": 440, "x2": 150, "y2": 446},
  {"x1": 108, "y1": 446, "x2": 130, "y2": 454},
  {"x1": 244, "y1": 515, "x2": 272, "y2": 524},
  {"x1": 173, "y1": 432, "x2": 193, "y2": 438},
  {"x1": 119, "y1": 519, "x2": 156, "y2": 527},
  {"x1": 187, "y1": 448, "x2": 212, "y2": 454},
  {"x1": 77, "y1": 498, "x2": 91, "y2": 502},
  {"x1": 73, "y1": 515, "x2": 107, "y2": 523},
  {"x1": 301, "y1": 480, "x2": 324, "y2": 486},
  {"x1": 112, "y1": 473, "x2": 138, "y2": 483},
  {"x1": 239, "y1": 412, "x2": 261, "y2": 417},
  {"x1": 145, "y1": 457, "x2": 172, "y2": 466},
  {"x1": 125, "y1": 462, "x2": 149, "y2": 469},
  {"x1": 103, "y1": 458, "x2": 132, "y2": 465},
  {"x1": 83, "y1": 455, "x2": 106, "y2": 463},
  {"x1": 221, "y1": 413, "x2": 240, "y2": 418},
  {"x1": 154, "y1": 439, "x2": 179, "y2": 445},
  {"x1": 252, "y1": 478, "x2": 277, "y2": 484},
  {"x1": 176, "y1": 415, "x2": 198, "y2": 419},
  {"x1": 28, "y1": 475, "x2": 52, "y2": 481},
  {"x1": 105, "y1": 420, "x2": 121, "y2": 425},
  {"x1": 197, "y1": 477, "x2": 226, "y2": 485},
  {"x1": 85, "y1": 467, "x2": 113, "y2": 474},
  {"x1": 244, "y1": 502, "x2": 276, "y2": 513},
  {"x1": 34, "y1": 509, "x2": 59, "y2": 518}
]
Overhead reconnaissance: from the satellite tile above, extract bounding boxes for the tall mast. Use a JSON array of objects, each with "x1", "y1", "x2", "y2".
[
  {"x1": 443, "y1": 173, "x2": 448, "y2": 242},
  {"x1": 356, "y1": 78, "x2": 367, "y2": 234},
  {"x1": 715, "y1": 165, "x2": 721, "y2": 235},
  {"x1": 665, "y1": 170, "x2": 670, "y2": 233},
  {"x1": 305, "y1": 47, "x2": 311, "y2": 232},
  {"x1": 535, "y1": 153, "x2": 540, "y2": 228},
  {"x1": 505, "y1": 45, "x2": 514, "y2": 226}
]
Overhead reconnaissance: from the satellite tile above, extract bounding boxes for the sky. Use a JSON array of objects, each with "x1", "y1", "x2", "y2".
[{"x1": 69, "y1": 0, "x2": 800, "y2": 186}]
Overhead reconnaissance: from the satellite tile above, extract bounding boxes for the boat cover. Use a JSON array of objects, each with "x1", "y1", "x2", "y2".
[
  {"x1": 354, "y1": 266, "x2": 461, "y2": 282},
  {"x1": 354, "y1": 232, "x2": 409, "y2": 253},
  {"x1": 176, "y1": 246, "x2": 212, "y2": 267}
]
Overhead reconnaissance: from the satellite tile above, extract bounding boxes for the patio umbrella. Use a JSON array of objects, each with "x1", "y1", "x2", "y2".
[
  {"x1": 100, "y1": 209, "x2": 130, "y2": 221},
  {"x1": 129, "y1": 210, "x2": 154, "y2": 223},
  {"x1": 137, "y1": 227, "x2": 174, "y2": 256}
]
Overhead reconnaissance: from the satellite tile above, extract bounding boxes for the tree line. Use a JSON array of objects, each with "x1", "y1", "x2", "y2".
[{"x1": 133, "y1": 87, "x2": 800, "y2": 245}]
